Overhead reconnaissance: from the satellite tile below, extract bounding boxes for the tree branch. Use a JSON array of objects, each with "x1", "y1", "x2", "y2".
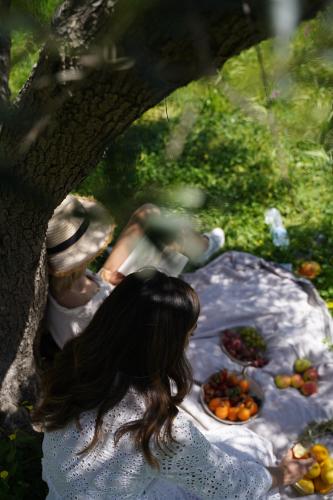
[{"x1": 0, "y1": 0, "x2": 329, "y2": 209}]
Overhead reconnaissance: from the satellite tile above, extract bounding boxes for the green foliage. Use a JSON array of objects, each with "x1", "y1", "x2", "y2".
[
  {"x1": 0, "y1": 428, "x2": 47, "y2": 500},
  {"x1": 10, "y1": 31, "x2": 39, "y2": 97},
  {"x1": 299, "y1": 419, "x2": 333, "y2": 446},
  {"x1": 8, "y1": 0, "x2": 63, "y2": 98},
  {"x1": 79, "y1": 15, "x2": 333, "y2": 302},
  {"x1": 13, "y1": 0, "x2": 62, "y2": 23},
  {"x1": 10, "y1": 0, "x2": 332, "y2": 304}
]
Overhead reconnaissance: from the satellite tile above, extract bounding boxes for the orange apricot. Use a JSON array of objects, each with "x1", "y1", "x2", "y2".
[
  {"x1": 311, "y1": 444, "x2": 329, "y2": 463},
  {"x1": 237, "y1": 408, "x2": 251, "y2": 421},
  {"x1": 208, "y1": 398, "x2": 224, "y2": 411},
  {"x1": 220, "y1": 399, "x2": 231, "y2": 408},
  {"x1": 249, "y1": 401, "x2": 259, "y2": 416},
  {"x1": 228, "y1": 373, "x2": 240, "y2": 385},
  {"x1": 215, "y1": 406, "x2": 229, "y2": 420},
  {"x1": 243, "y1": 396, "x2": 258, "y2": 415},
  {"x1": 227, "y1": 407, "x2": 240, "y2": 421},
  {"x1": 238, "y1": 379, "x2": 250, "y2": 392}
]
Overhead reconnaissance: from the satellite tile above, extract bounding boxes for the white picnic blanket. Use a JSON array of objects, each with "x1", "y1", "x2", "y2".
[{"x1": 181, "y1": 251, "x2": 333, "y2": 500}]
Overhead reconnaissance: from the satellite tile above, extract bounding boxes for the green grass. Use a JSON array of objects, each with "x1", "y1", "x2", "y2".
[{"x1": 78, "y1": 15, "x2": 333, "y2": 300}]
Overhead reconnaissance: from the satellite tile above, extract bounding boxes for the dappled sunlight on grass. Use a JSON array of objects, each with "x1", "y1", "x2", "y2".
[{"x1": 79, "y1": 12, "x2": 333, "y2": 303}]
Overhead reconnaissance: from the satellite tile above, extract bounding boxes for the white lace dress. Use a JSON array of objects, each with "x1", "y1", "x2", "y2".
[{"x1": 42, "y1": 390, "x2": 272, "y2": 499}]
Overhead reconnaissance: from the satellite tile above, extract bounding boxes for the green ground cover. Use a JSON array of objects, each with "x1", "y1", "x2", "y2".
[{"x1": 78, "y1": 16, "x2": 333, "y2": 301}]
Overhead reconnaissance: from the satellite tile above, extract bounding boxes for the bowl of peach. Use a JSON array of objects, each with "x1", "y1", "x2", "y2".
[
  {"x1": 292, "y1": 442, "x2": 333, "y2": 496},
  {"x1": 200, "y1": 368, "x2": 264, "y2": 425}
]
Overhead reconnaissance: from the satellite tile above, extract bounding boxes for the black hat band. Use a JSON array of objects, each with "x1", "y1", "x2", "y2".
[{"x1": 47, "y1": 218, "x2": 90, "y2": 255}]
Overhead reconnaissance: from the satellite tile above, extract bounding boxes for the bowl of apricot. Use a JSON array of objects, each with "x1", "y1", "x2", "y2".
[{"x1": 200, "y1": 368, "x2": 264, "y2": 425}]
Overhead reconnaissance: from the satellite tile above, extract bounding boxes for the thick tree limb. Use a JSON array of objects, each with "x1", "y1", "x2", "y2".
[
  {"x1": 0, "y1": 0, "x2": 329, "y2": 425},
  {"x1": 2, "y1": 0, "x2": 329, "y2": 206}
]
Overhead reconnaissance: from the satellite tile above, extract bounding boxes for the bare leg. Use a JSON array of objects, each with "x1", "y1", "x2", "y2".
[
  {"x1": 176, "y1": 228, "x2": 209, "y2": 261},
  {"x1": 100, "y1": 204, "x2": 210, "y2": 285}
]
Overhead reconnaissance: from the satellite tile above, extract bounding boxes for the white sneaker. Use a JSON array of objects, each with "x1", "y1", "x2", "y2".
[{"x1": 194, "y1": 228, "x2": 225, "y2": 266}]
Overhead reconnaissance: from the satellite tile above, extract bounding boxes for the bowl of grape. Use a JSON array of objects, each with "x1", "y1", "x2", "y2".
[{"x1": 220, "y1": 326, "x2": 269, "y2": 368}]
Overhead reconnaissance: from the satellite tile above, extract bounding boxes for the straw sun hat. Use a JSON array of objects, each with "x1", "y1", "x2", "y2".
[{"x1": 46, "y1": 195, "x2": 114, "y2": 277}]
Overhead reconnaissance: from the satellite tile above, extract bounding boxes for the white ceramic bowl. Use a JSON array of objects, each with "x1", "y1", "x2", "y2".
[
  {"x1": 200, "y1": 372, "x2": 264, "y2": 425},
  {"x1": 220, "y1": 327, "x2": 269, "y2": 368}
]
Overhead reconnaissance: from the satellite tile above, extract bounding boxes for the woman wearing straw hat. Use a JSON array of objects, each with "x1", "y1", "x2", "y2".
[{"x1": 45, "y1": 194, "x2": 225, "y2": 350}]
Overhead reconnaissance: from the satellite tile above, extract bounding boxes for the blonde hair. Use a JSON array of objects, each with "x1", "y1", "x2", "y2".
[{"x1": 49, "y1": 266, "x2": 86, "y2": 293}]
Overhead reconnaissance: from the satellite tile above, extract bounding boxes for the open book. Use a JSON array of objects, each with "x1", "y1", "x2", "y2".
[{"x1": 118, "y1": 236, "x2": 189, "y2": 277}]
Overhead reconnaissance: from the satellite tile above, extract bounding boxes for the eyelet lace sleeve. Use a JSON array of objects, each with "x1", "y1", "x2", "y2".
[
  {"x1": 42, "y1": 391, "x2": 273, "y2": 499},
  {"x1": 156, "y1": 412, "x2": 272, "y2": 499}
]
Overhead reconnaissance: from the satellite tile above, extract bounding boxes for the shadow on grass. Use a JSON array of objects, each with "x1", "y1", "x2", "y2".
[
  {"x1": 79, "y1": 119, "x2": 171, "y2": 226},
  {"x1": 79, "y1": 115, "x2": 333, "y2": 301},
  {"x1": 79, "y1": 115, "x2": 291, "y2": 222}
]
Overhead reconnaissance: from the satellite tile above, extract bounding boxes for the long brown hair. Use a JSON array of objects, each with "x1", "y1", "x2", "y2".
[{"x1": 33, "y1": 268, "x2": 200, "y2": 467}]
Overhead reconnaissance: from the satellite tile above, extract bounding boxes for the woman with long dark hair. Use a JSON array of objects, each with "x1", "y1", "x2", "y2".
[{"x1": 34, "y1": 269, "x2": 313, "y2": 499}]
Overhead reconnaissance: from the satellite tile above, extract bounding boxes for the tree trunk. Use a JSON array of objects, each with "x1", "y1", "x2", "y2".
[
  {"x1": 0, "y1": 195, "x2": 48, "y2": 426},
  {"x1": 0, "y1": 0, "x2": 328, "y2": 426}
]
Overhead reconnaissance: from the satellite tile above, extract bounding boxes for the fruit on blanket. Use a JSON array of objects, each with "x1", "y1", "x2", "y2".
[
  {"x1": 274, "y1": 374, "x2": 291, "y2": 389},
  {"x1": 295, "y1": 443, "x2": 333, "y2": 494},
  {"x1": 215, "y1": 406, "x2": 229, "y2": 419},
  {"x1": 320, "y1": 458, "x2": 333, "y2": 473},
  {"x1": 303, "y1": 367, "x2": 319, "y2": 382},
  {"x1": 313, "y1": 476, "x2": 332, "y2": 494},
  {"x1": 294, "y1": 358, "x2": 312, "y2": 374},
  {"x1": 300, "y1": 381, "x2": 318, "y2": 396},
  {"x1": 203, "y1": 369, "x2": 262, "y2": 423},
  {"x1": 290, "y1": 374, "x2": 304, "y2": 389},
  {"x1": 321, "y1": 469, "x2": 333, "y2": 485},
  {"x1": 293, "y1": 443, "x2": 309, "y2": 459},
  {"x1": 310, "y1": 444, "x2": 329, "y2": 463},
  {"x1": 297, "y1": 478, "x2": 315, "y2": 494},
  {"x1": 297, "y1": 261, "x2": 321, "y2": 280},
  {"x1": 274, "y1": 359, "x2": 320, "y2": 397},
  {"x1": 283, "y1": 359, "x2": 321, "y2": 397},
  {"x1": 304, "y1": 462, "x2": 321, "y2": 479}
]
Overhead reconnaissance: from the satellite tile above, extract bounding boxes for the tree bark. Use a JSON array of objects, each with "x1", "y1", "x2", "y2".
[{"x1": 0, "y1": 0, "x2": 329, "y2": 426}]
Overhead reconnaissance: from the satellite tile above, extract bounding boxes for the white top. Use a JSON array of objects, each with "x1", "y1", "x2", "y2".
[
  {"x1": 46, "y1": 271, "x2": 114, "y2": 349},
  {"x1": 46, "y1": 238, "x2": 188, "y2": 350},
  {"x1": 42, "y1": 390, "x2": 272, "y2": 500}
]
